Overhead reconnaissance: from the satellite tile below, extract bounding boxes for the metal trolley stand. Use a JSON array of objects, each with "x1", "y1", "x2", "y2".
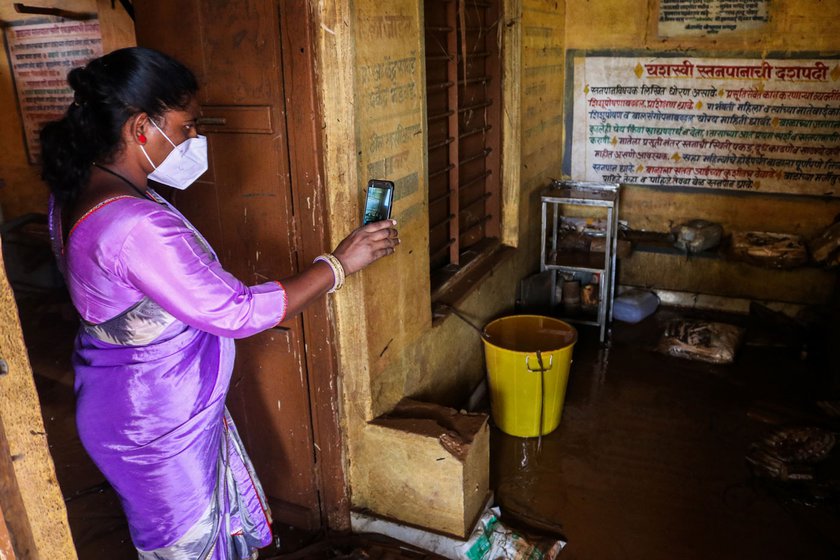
[{"x1": 540, "y1": 180, "x2": 620, "y2": 342}]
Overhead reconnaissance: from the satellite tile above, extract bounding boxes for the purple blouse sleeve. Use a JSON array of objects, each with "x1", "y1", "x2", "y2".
[{"x1": 117, "y1": 208, "x2": 287, "y2": 339}]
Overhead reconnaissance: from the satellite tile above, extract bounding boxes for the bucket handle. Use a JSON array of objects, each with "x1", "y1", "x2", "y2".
[
  {"x1": 525, "y1": 353, "x2": 553, "y2": 372},
  {"x1": 525, "y1": 351, "x2": 551, "y2": 450}
]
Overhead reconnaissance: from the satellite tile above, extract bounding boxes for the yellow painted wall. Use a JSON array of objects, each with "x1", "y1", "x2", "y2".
[
  {"x1": 312, "y1": 0, "x2": 840, "y2": 520},
  {"x1": 315, "y1": 0, "x2": 567, "y2": 517},
  {"x1": 564, "y1": 0, "x2": 840, "y2": 301},
  {"x1": 0, "y1": 1, "x2": 134, "y2": 222},
  {"x1": 566, "y1": 0, "x2": 840, "y2": 53}
]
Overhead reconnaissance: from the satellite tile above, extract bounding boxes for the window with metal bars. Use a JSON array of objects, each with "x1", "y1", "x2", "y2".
[{"x1": 424, "y1": 0, "x2": 502, "y2": 285}]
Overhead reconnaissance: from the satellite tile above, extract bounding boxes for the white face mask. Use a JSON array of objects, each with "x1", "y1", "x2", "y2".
[{"x1": 140, "y1": 119, "x2": 208, "y2": 190}]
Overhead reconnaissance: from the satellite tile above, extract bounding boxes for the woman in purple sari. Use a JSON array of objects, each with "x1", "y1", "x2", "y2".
[{"x1": 41, "y1": 47, "x2": 399, "y2": 559}]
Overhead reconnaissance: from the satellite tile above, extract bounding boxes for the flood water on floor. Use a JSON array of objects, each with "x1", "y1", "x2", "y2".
[
  {"x1": 21, "y1": 295, "x2": 840, "y2": 559},
  {"x1": 491, "y1": 308, "x2": 840, "y2": 559}
]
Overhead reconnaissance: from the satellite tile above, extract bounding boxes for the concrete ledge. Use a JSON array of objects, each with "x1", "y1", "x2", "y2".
[
  {"x1": 350, "y1": 493, "x2": 494, "y2": 560},
  {"x1": 358, "y1": 399, "x2": 490, "y2": 538},
  {"x1": 622, "y1": 285, "x2": 810, "y2": 316}
]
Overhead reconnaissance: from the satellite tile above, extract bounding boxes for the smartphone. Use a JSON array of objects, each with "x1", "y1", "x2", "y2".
[{"x1": 362, "y1": 179, "x2": 395, "y2": 225}]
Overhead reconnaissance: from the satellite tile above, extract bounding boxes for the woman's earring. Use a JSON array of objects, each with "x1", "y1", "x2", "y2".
[{"x1": 138, "y1": 133, "x2": 147, "y2": 144}]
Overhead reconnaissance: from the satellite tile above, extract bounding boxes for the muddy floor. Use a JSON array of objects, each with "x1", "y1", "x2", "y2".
[
  {"x1": 492, "y1": 307, "x2": 840, "y2": 559},
  {"x1": 20, "y1": 295, "x2": 840, "y2": 559}
]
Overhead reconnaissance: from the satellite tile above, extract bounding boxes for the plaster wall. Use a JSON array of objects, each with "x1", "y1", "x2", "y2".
[
  {"x1": 0, "y1": 1, "x2": 134, "y2": 222},
  {"x1": 314, "y1": 0, "x2": 840, "y2": 522},
  {"x1": 314, "y1": 0, "x2": 566, "y2": 518},
  {"x1": 563, "y1": 0, "x2": 840, "y2": 301}
]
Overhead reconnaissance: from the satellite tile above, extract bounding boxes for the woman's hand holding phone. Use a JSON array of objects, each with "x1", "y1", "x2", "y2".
[
  {"x1": 333, "y1": 219, "x2": 400, "y2": 275},
  {"x1": 282, "y1": 183, "x2": 398, "y2": 315}
]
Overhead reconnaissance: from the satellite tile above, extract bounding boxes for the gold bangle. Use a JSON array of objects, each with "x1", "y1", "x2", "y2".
[
  {"x1": 313, "y1": 253, "x2": 345, "y2": 293},
  {"x1": 325, "y1": 253, "x2": 346, "y2": 290},
  {"x1": 313, "y1": 255, "x2": 339, "y2": 292}
]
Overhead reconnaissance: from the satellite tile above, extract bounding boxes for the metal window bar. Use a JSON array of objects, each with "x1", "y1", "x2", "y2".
[
  {"x1": 459, "y1": 214, "x2": 492, "y2": 235},
  {"x1": 461, "y1": 191, "x2": 492, "y2": 212},
  {"x1": 459, "y1": 76, "x2": 490, "y2": 87},
  {"x1": 431, "y1": 214, "x2": 456, "y2": 232},
  {"x1": 433, "y1": 52, "x2": 490, "y2": 63},
  {"x1": 458, "y1": 100, "x2": 492, "y2": 113},
  {"x1": 426, "y1": 80, "x2": 455, "y2": 91},
  {"x1": 458, "y1": 169, "x2": 492, "y2": 190},
  {"x1": 459, "y1": 147, "x2": 492, "y2": 166},
  {"x1": 429, "y1": 190, "x2": 452, "y2": 206},
  {"x1": 459, "y1": 125, "x2": 492, "y2": 140},
  {"x1": 428, "y1": 109, "x2": 455, "y2": 122},
  {"x1": 429, "y1": 136, "x2": 455, "y2": 151},
  {"x1": 429, "y1": 163, "x2": 455, "y2": 179},
  {"x1": 430, "y1": 238, "x2": 457, "y2": 260}
]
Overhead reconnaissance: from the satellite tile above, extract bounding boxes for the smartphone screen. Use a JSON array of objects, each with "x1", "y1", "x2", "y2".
[{"x1": 363, "y1": 180, "x2": 394, "y2": 225}]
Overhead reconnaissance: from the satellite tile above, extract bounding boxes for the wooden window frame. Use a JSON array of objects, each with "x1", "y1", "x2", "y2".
[{"x1": 425, "y1": 0, "x2": 503, "y2": 299}]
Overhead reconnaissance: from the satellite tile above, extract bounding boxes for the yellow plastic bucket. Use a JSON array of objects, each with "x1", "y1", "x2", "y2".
[{"x1": 482, "y1": 315, "x2": 577, "y2": 437}]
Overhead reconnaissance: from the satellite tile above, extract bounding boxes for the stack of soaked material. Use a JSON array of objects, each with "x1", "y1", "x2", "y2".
[
  {"x1": 809, "y1": 220, "x2": 840, "y2": 267},
  {"x1": 729, "y1": 231, "x2": 808, "y2": 268},
  {"x1": 590, "y1": 234, "x2": 633, "y2": 258},
  {"x1": 746, "y1": 427, "x2": 836, "y2": 482},
  {"x1": 657, "y1": 319, "x2": 744, "y2": 364},
  {"x1": 555, "y1": 230, "x2": 592, "y2": 253},
  {"x1": 672, "y1": 219, "x2": 723, "y2": 253}
]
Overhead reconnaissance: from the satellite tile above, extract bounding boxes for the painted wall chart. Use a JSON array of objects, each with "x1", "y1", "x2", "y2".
[
  {"x1": 569, "y1": 56, "x2": 840, "y2": 197},
  {"x1": 659, "y1": 0, "x2": 769, "y2": 37},
  {"x1": 4, "y1": 20, "x2": 103, "y2": 163}
]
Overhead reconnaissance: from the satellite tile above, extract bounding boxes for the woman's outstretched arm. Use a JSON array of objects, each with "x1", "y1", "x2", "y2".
[{"x1": 280, "y1": 219, "x2": 400, "y2": 318}]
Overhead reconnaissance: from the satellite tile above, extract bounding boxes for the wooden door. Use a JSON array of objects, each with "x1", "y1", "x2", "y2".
[{"x1": 134, "y1": 1, "x2": 333, "y2": 531}]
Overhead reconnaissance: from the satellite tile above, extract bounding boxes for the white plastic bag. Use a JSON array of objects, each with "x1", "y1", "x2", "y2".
[{"x1": 457, "y1": 507, "x2": 565, "y2": 560}]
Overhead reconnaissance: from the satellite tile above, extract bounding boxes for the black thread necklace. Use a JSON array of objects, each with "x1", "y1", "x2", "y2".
[{"x1": 92, "y1": 162, "x2": 153, "y2": 200}]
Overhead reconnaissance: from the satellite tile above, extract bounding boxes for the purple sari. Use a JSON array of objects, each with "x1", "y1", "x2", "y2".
[{"x1": 49, "y1": 190, "x2": 287, "y2": 559}]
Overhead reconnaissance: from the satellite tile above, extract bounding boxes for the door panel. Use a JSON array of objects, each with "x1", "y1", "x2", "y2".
[
  {"x1": 199, "y1": 106, "x2": 274, "y2": 134},
  {"x1": 133, "y1": 3, "x2": 204, "y2": 77},
  {"x1": 199, "y1": 1, "x2": 279, "y2": 104},
  {"x1": 135, "y1": 0, "x2": 321, "y2": 530},
  {"x1": 208, "y1": 129, "x2": 296, "y2": 280},
  {"x1": 228, "y1": 325, "x2": 317, "y2": 528}
]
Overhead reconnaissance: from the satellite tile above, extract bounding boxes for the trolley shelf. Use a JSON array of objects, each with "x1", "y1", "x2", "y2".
[
  {"x1": 540, "y1": 180, "x2": 620, "y2": 343},
  {"x1": 555, "y1": 308, "x2": 599, "y2": 325},
  {"x1": 543, "y1": 180, "x2": 619, "y2": 203},
  {"x1": 546, "y1": 251, "x2": 607, "y2": 273}
]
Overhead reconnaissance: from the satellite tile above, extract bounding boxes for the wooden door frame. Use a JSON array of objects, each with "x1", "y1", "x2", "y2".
[
  {"x1": 278, "y1": 0, "x2": 350, "y2": 532},
  {"x1": 0, "y1": 239, "x2": 77, "y2": 558}
]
